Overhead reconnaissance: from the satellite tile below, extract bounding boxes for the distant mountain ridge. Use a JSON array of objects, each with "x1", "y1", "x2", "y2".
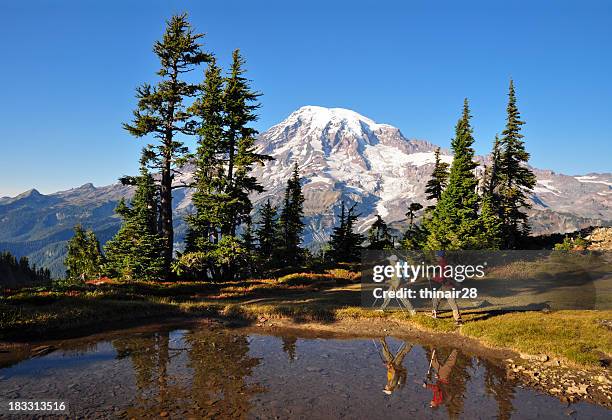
[{"x1": 1, "y1": 106, "x2": 610, "y2": 277}]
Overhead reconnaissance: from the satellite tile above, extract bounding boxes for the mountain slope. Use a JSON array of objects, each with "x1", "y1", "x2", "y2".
[{"x1": 1, "y1": 106, "x2": 610, "y2": 276}]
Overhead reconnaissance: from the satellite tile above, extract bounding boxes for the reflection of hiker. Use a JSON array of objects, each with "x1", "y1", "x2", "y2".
[
  {"x1": 423, "y1": 349, "x2": 458, "y2": 408},
  {"x1": 431, "y1": 251, "x2": 462, "y2": 325},
  {"x1": 379, "y1": 338, "x2": 413, "y2": 394},
  {"x1": 379, "y1": 255, "x2": 416, "y2": 315}
]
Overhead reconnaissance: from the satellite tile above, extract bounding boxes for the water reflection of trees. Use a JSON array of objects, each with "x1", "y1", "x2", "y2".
[
  {"x1": 482, "y1": 358, "x2": 516, "y2": 420},
  {"x1": 112, "y1": 329, "x2": 264, "y2": 418},
  {"x1": 282, "y1": 336, "x2": 297, "y2": 361}
]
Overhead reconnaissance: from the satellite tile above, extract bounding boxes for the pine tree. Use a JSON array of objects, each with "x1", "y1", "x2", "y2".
[
  {"x1": 104, "y1": 154, "x2": 165, "y2": 281},
  {"x1": 185, "y1": 58, "x2": 226, "y2": 252},
  {"x1": 401, "y1": 202, "x2": 425, "y2": 250},
  {"x1": 1, "y1": 251, "x2": 51, "y2": 289},
  {"x1": 241, "y1": 219, "x2": 256, "y2": 251},
  {"x1": 424, "y1": 147, "x2": 450, "y2": 208},
  {"x1": 406, "y1": 202, "x2": 423, "y2": 229},
  {"x1": 278, "y1": 163, "x2": 305, "y2": 264},
  {"x1": 65, "y1": 225, "x2": 103, "y2": 282},
  {"x1": 367, "y1": 215, "x2": 393, "y2": 249},
  {"x1": 476, "y1": 135, "x2": 504, "y2": 249},
  {"x1": 329, "y1": 202, "x2": 365, "y2": 263},
  {"x1": 222, "y1": 49, "x2": 272, "y2": 237},
  {"x1": 178, "y1": 49, "x2": 271, "y2": 280},
  {"x1": 123, "y1": 13, "x2": 211, "y2": 272},
  {"x1": 255, "y1": 199, "x2": 278, "y2": 262},
  {"x1": 426, "y1": 99, "x2": 481, "y2": 250},
  {"x1": 239, "y1": 219, "x2": 257, "y2": 276},
  {"x1": 477, "y1": 193, "x2": 502, "y2": 249},
  {"x1": 483, "y1": 134, "x2": 502, "y2": 198},
  {"x1": 498, "y1": 80, "x2": 536, "y2": 248}
]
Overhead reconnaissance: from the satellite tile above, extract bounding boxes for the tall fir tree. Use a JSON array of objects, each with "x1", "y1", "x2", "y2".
[
  {"x1": 123, "y1": 13, "x2": 211, "y2": 272},
  {"x1": 424, "y1": 147, "x2": 450, "y2": 208},
  {"x1": 278, "y1": 163, "x2": 305, "y2": 264},
  {"x1": 104, "y1": 154, "x2": 166, "y2": 281},
  {"x1": 406, "y1": 202, "x2": 423, "y2": 229},
  {"x1": 185, "y1": 58, "x2": 227, "y2": 253},
  {"x1": 483, "y1": 134, "x2": 502, "y2": 198},
  {"x1": 255, "y1": 199, "x2": 278, "y2": 263},
  {"x1": 477, "y1": 192, "x2": 502, "y2": 249},
  {"x1": 328, "y1": 202, "x2": 365, "y2": 263},
  {"x1": 498, "y1": 80, "x2": 536, "y2": 248},
  {"x1": 426, "y1": 99, "x2": 482, "y2": 250},
  {"x1": 477, "y1": 134, "x2": 504, "y2": 249},
  {"x1": 222, "y1": 49, "x2": 272, "y2": 237},
  {"x1": 178, "y1": 49, "x2": 271, "y2": 280},
  {"x1": 65, "y1": 225, "x2": 103, "y2": 282},
  {"x1": 367, "y1": 215, "x2": 393, "y2": 249},
  {"x1": 401, "y1": 202, "x2": 426, "y2": 250}
]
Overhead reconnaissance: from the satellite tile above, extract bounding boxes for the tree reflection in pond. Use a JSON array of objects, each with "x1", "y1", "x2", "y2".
[{"x1": 112, "y1": 329, "x2": 264, "y2": 418}]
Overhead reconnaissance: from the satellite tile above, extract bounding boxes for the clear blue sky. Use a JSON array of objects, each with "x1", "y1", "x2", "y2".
[{"x1": 1, "y1": 0, "x2": 610, "y2": 197}]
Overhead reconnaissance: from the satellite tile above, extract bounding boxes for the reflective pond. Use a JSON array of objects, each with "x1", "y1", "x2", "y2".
[{"x1": 0, "y1": 325, "x2": 609, "y2": 419}]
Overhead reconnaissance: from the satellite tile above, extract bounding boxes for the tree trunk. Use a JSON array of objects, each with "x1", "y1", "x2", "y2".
[{"x1": 160, "y1": 155, "x2": 173, "y2": 272}]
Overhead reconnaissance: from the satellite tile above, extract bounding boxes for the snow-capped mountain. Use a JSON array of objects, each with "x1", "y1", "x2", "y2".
[
  {"x1": 1, "y1": 106, "x2": 610, "y2": 276},
  {"x1": 249, "y1": 106, "x2": 611, "y2": 242}
]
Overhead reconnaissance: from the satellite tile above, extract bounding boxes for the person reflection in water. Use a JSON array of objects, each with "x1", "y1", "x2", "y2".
[
  {"x1": 379, "y1": 338, "x2": 413, "y2": 395},
  {"x1": 423, "y1": 348, "x2": 458, "y2": 408}
]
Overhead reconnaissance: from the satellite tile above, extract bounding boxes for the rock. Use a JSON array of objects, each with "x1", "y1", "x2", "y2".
[
  {"x1": 520, "y1": 352, "x2": 548, "y2": 362},
  {"x1": 160, "y1": 411, "x2": 169, "y2": 417}
]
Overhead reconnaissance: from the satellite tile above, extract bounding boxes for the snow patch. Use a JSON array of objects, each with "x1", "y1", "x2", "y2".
[{"x1": 574, "y1": 176, "x2": 612, "y2": 187}]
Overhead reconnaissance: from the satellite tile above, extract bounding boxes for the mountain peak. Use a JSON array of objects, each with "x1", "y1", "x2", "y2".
[
  {"x1": 17, "y1": 188, "x2": 41, "y2": 198},
  {"x1": 285, "y1": 105, "x2": 393, "y2": 133}
]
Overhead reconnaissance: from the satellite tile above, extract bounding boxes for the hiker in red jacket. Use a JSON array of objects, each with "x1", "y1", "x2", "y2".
[
  {"x1": 431, "y1": 251, "x2": 462, "y2": 325},
  {"x1": 423, "y1": 349, "x2": 458, "y2": 408}
]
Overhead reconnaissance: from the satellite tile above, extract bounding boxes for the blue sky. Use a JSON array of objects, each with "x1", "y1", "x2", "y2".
[{"x1": 1, "y1": 0, "x2": 610, "y2": 197}]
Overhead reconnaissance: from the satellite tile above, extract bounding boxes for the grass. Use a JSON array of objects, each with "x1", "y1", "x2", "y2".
[
  {"x1": 461, "y1": 310, "x2": 612, "y2": 366},
  {"x1": 1, "y1": 270, "x2": 611, "y2": 368}
]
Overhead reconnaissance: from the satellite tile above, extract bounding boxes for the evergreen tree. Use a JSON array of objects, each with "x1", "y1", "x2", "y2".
[
  {"x1": 476, "y1": 135, "x2": 504, "y2": 249},
  {"x1": 0, "y1": 251, "x2": 52, "y2": 289},
  {"x1": 498, "y1": 80, "x2": 536, "y2": 248},
  {"x1": 483, "y1": 134, "x2": 502, "y2": 198},
  {"x1": 328, "y1": 202, "x2": 364, "y2": 263},
  {"x1": 424, "y1": 147, "x2": 450, "y2": 208},
  {"x1": 65, "y1": 225, "x2": 103, "y2": 282},
  {"x1": 477, "y1": 193, "x2": 502, "y2": 249},
  {"x1": 278, "y1": 163, "x2": 305, "y2": 264},
  {"x1": 104, "y1": 154, "x2": 165, "y2": 281},
  {"x1": 367, "y1": 215, "x2": 393, "y2": 249},
  {"x1": 240, "y1": 219, "x2": 257, "y2": 276},
  {"x1": 406, "y1": 202, "x2": 423, "y2": 229},
  {"x1": 241, "y1": 219, "x2": 256, "y2": 251},
  {"x1": 123, "y1": 13, "x2": 211, "y2": 272},
  {"x1": 185, "y1": 58, "x2": 226, "y2": 253},
  {"x1": 401, "y1": 202, "x2": 425, "y2": 250},
  {"x1": 426, "y1": 99, "x2": 481, "y2": 250},
  {"x1": 222, "y1": 49, "x2": 272, "y2": 237},
  {"x1": 178, "y1": 49, "x2": 271, "y2": 280},
  {"x1": 255, "y1": 199, "x2": 278, "y2": 263}
]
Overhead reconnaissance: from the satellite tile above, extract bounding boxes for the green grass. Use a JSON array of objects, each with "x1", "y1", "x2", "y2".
[{"x1": 461, "y1": 310, "x2": 612, "y2": 366}]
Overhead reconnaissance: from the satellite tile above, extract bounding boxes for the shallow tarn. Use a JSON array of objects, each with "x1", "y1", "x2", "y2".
[{"x1": 0, "y1": 324, "x2": 609, "y2": 419}]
